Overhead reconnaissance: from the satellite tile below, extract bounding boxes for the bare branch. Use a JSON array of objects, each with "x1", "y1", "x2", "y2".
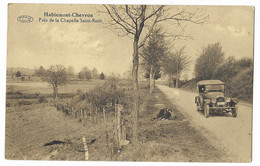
[
  {"x1": 103, "y1": 5, "x2": 135, "y2": 36},
  {"x1": 138, "y1": 13, "x2": 160, "y2": 49},
  {"x1": 144, "y1": 5, "x2": 164, "y2": 21},
  {"x1": 157, "y1": 7, "x2": 209, "y2": 25},
  {"x1": 125, "y1": 5, "x2": 137, "y2": 25}
]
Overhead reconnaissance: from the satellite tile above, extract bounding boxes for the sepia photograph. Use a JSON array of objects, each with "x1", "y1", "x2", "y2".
[{"x1": 4, "y1": 3, "x2": 254, "y2": 163}]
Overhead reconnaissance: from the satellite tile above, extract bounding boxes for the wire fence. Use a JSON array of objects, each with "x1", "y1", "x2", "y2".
[{"x1": 54, "y1": 102, "x2": 130, "y2": 160}]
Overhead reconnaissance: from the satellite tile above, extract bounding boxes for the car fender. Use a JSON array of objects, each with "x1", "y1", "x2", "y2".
[
  {"x1": 231, "y1": 98, "x2": 239, "y2": 104},
  {"x1": 195, "y1": 96, "x2": 199, "y2": 103},
  {"x1": 203, "y1": 99, "x2": 211, "y2": 104}
]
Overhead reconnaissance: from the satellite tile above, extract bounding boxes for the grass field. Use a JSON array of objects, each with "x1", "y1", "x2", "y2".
[
  {"x1": 5, "y1": 75, "x2": 232, "y2": 161},
  {"x1": 6, "y1": 76, "x2": 105, "y2": 108},
  {"x1": 6, "y1": 77, "x2": 105, "y2": 95}
]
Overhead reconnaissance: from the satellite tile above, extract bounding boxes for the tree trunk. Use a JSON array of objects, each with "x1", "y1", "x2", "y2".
[
  {"x1": 176, "y1": 72, "x2": 179, "y2": 88},
  {"x1": 149, "y1": 65, "x2": 155, "y2": 94},
  {"x1": 168, "y1": 74, "x2": 173, "y2": 87},
  {"x1": 53, "y1": 86, "x2": 58, "y2": 98},
  {"x1": 103, "y1": 108, "x2": 108, "y2": 144},
  {"x1": 117, "y1": 104, "x2": 122, "y2": 148},
  {"x1": 132, "y1": 37, "x2": 140, "y2": 145},
  {"x1": 131, "y1": 10, "x2": 145, "y2": 146}
]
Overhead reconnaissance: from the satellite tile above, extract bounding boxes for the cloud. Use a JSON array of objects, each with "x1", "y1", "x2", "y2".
[
  {"x1": 7, "y1": 4, "x2": 253, "y2": 77},
  {"x1": 211, "y1": 24, "x2": 248, "y2": 38},
  {"x1": 226, "y1": 26, "x2": 247, "y2": 37}
]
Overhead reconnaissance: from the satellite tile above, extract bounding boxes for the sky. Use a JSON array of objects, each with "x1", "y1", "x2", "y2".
[{"x1": 7, "y1": 4, "x2": 254, "y2": 78}]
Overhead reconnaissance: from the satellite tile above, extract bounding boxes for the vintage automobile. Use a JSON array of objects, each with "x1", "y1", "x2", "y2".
[{"x1": 195, "y1": 80, "x2": 239, "y2": 118}]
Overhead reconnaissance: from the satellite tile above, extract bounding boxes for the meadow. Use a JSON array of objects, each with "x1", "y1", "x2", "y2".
[
  {"x1": 6, "y1": 76, "x2": 106, "y2": 109},
  {"x1": 6, "y1": 76, "x2": 104, "y2": 94}
]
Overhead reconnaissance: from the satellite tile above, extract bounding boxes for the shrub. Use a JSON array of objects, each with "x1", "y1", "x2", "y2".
[
  {"x1": 16, "y1": 71, "x2": 21, "y2": 77},
  {"x1": 227, "y1": 66, "x2": 253, "y2": 102},
  {"x1": 14, "y1": 91, "x2": 23, "y2": 95},
  {"x1": 19, "y1": 100, "x2": 32, "y2": 105},
  {"x1": 35, "y1": 92, "x2": 40, "y2": 97},
  {"x1": 86, "y1": 78, "x2": 133, "y2": 111},
  {"x1": 76, "y1": 89, "x2": 84, "y2": 95},
  {"x1": 38, "y1": 96, "x2": 48, "y2": 103},
  {"x1": 6, "y1": 102, "x2": 11, "y2": 107},
  {"x1": 6, "y1": 91, "x2": 13, "y2": 95},
  {"x1": 100, "y1": 72, "x2": 105, "y2": 80},
  {"x1": 58, "y1": 93, "x2": 75, "y2": 99}
]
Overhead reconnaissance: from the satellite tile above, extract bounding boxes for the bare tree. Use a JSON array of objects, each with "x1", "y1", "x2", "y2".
[
  {"x1": 163, "y1": 47, "x2": 190, "y2": 88},
  {"x1": 174, "y1": 46, "x2": 190, "y2": 88},
  {"x1": 91, "y1": 68, "x2": 99, "y2": 79},
  {"x1": 45, "y1": 65, "x2": 67, "y2": 98},
  {"x1": 35, "y1": 66, "x2": 46, "y2": 77},
  {"x1": 101, "y1": 5, "x2": 208, "y2": 144},
  {"x1": 79, "y1": 66, "x2": 92, "y2": 80},
  {"x1": 67, "y1": 66, "x2": 75, "y2": 77}
]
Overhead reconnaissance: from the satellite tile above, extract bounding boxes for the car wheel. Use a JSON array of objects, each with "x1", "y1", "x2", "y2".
[
  {"x1": 195, "y1": 97, "x2": 201, "y2": 111},
  {"x1": 196, "y1": 103, "x2": 201, "y2": 111},
  {"x1": 197, "y1": 106, "x2": 200, "y2": 111},
  {"x1": 204, "y1": 104, "x2": 209, "y2": 118},
  {"x1": 232, "y1": 105, "x2": 238, "y2": 117}
]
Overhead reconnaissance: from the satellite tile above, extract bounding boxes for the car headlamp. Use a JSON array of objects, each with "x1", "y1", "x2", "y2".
[
  {"x1": 211, "y1": 98, "x2": 216, "y2": 103},
  {"x1": 226, "y1": 98, "x2": 231, "y2": 102}
]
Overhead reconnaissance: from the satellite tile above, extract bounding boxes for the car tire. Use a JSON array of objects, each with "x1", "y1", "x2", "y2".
[
  {"x1": 232, "y1": 105, "x2": 238, "y2": 118},
  {"x1": 204, "y1": 104, "x2": 209, "y2": 118},
  {"x1": 197, "y1": 106, "x2": 200, "y2": 111}
]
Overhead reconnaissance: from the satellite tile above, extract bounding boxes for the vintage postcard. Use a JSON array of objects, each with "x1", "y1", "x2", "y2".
[{"x1": 5, "y1": 3, "x2": 254, "y2": 162}]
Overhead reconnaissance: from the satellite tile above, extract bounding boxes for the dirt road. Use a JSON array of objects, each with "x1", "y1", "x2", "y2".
[{"x1": 157, "y1": 85, "x2": 252, "y2": 162}]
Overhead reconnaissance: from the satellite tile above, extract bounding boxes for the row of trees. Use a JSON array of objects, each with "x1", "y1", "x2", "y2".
[
  {"x1": 78, "y1": 67, "x2": 103, "y2": 80},
  {"x1": 35, "y1": 65, "x2": 106, "y2": 98},
  {"x1": 142, "y1": 39, "x2": 253, "y2": 101},
  {"x1": 102, "y1": 5, "x2": 208, "y2": 144},
  {"x1": 140, "y1": 28, "x2": 190, "y2": 93},
  {"x1": 35, "y1": 66, "x2": 105, "y2": 80},
  {"x1": 194, "y1": 42, "x2": 253, "y2": 101}
]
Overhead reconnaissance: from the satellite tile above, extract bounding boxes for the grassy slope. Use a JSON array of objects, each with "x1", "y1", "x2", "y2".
[
  {"x1": 115, "y1": 87, "x2": 230, "y2": 162},
  {"x1": 5, "y1": 80, "x2": 231, "y2": 161}
]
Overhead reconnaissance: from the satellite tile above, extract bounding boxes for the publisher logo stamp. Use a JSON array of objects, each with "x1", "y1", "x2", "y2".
[{"x1": 17, "y1": 15, "x2": 34, "y2": 23}]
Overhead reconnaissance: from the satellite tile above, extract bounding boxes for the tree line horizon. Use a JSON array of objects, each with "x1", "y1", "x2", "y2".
[{"x1": 8, "y1": 40, "x2": 253, "y2": 102}]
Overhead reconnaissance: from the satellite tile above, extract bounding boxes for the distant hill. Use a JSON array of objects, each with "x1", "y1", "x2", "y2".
[{"x1": 7, "y1": 67, "x2": 35, "y2": 76}]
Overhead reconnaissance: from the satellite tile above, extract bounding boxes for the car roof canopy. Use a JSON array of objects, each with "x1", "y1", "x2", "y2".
[{"x1": 197, "y1": 80, "x2": 225, "y2": 85}]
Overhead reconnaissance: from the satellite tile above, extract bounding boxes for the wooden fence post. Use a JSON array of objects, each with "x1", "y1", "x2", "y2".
[
  {"x1": 95, "y1": 107, "x2": 98, "y2": 123},
  {"x1": 82, "y1": 137, "x2": 89, "y2": 160},
  {"x1": 83, "y1": 109, "x2": 87, "y2": 121},
  {"x1": 90, "y1": 107, "x2": 94, "y2": 122},
  {"x1": 122, "y1": 123, "x2": 126, "y2": 141},
  {"x1": 117, "y1": 104, "x2": 123, "y2": 148},
  {"x1": 103, "y1": 107, "x2": 109, "y2": 145},
  {"x1": 81, "y1": 109, "x2": 83, "y2": 122}
]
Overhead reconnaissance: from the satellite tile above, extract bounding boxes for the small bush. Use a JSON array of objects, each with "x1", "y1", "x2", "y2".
[
  {"x1": 6, "y1": 91, "x2": 13, "y2": 95},
  {"x1": 19, "y1": 100, "x2": 32, "y2": 105},
  {"x1": 35, "y1": 93, "x2": 40, "y2": 98},
  {"x1": 38, "y1": 96, "x2": 48, "y2": 103},
  {"x1": 76, "y1": 89, "x2": 84, "y2": 95},
  {"x1": 14, "y1": 91, "x2": 23, "y2": 95},
  {"x1": 6, "y1": 102, "x2": 11, "y2": 107},
  {"x1": 58, "y1": 93, "x2": 75, "y2": 99}
]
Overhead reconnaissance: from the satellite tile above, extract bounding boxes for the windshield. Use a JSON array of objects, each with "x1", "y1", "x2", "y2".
[{"x1": 205, "y1": 84, "x2": 224, "y2": 92}]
